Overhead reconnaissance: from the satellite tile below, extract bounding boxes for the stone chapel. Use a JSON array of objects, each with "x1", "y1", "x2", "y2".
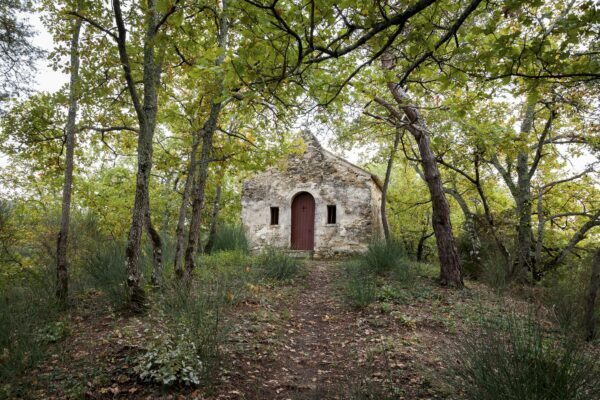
[{"x1": 241, "y1": 132, "x2": 384, "y2": 258}]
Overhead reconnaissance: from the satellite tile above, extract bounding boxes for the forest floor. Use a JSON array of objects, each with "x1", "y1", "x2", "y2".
[{"x1": 10, "y1": 260, "x2": 536, "y2": 400}]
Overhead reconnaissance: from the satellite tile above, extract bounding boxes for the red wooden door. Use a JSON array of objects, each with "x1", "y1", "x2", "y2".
[{"x1": 291, "y1": 192, "x2": 315, "y2": 250}]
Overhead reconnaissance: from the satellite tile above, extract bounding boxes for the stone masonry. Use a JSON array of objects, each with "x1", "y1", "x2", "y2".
[{"x1": 241, "y1": 132, "x2": 383, "y2": 258}]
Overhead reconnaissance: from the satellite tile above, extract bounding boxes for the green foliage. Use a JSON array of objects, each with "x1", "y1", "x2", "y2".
[
  {"x1": 146, "y1": 250, "x2": 258, "y2": 387},
  {"x1": 198, "y1": 250, "x2": 255, "y2": 305},
  {"x1": 256, "y1": 248, "x2": 303, "y2": 281},
  {"x1": 542, "y1": 265, "x2": 596, "y2": 338},
  {"x1": 81, "y1": 241, "x2": 129, "y2": 308},
  {"x1": 35, "y1": 321, "x2": 70, "y2": 344},
  {"x1": 452, "y1": 313, "x2": 600, "y2": 400},
  {"x1": 362, "y1": 239, "x2": 410, "y2": 277},
  {"x1": 479, "y1": 251, "x2": 509, "y2": 291},
  {"x1": 342, "y1": 260, "x2": 377, "y2": 309},
  {"x1": 341, "y1": 240, "x2": 416, "y2": 308},
  {"x1": 134, "y1": 330, "x2": 205, "y2": 387},
  {"x1": 0, "y1": 268, "x2": 60, "y2": 381},
  {"x1": 209, "y1": 224, "x2": 249, "y2": 254}
]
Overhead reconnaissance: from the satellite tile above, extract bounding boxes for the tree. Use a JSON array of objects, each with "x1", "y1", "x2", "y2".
[
  {"x1": 56, "y1": 1, "x2": 83, "y2": 305},
  {"x1": 0, "y1": 0, "x2": 43, "y2": 106},
  {"x1": 584, "y1": 248, "x2": 600, "y2": 341}
]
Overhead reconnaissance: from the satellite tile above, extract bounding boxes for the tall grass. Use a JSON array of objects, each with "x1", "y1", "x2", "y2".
[
  {"x1": 209, "y1": 224, "x2": 249, "y2": 254},
  {"x1": 256, "y1": 247, "x2": 303, "y2": 281},
  {"x1": 340, "y1": 239, "x2": 413, "y2": 308},
  {"x1": 343, "y1": 260, "x2": 377, "y2": 309},
  {"x1": 362, "y1": 239, "x2": 408, "y2": 276},
  {"x1": 137, "y1": 250, "x2": 257, "y2": 386},
  {"x1": 452, "y1": 313, "x2": 600, "y2": 400},
  {"x1": 0, "y1": 267, "x2": 60, "y2": 382},
  {"x1": 81, "y1": 241, "x2": 129, "y2": 308}
]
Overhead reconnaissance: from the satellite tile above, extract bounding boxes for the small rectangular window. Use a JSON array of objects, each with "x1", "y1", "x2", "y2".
[
  {"x1": 270, "y1": 207, "x2": 279, "y2": 225},
  {"x1": 327, "y1": 205, "x2": 337, "y2": 224}
]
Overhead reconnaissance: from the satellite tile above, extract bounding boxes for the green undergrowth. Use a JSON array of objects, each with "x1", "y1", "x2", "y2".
[
  {"x1": 341, "y1": 239, "x2": 422, "y2": 309},
  {"x1": 451, "y1": 312, "x2": 600, "y2": 400},
  {"x1": 0, "y1": 266, "x2": 62, "y2": 388},
  {"x1": 133, "y1": 247, "x2": 304, "y2": 387}
]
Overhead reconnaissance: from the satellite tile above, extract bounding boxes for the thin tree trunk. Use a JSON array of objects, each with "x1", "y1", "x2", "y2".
[
  {"x1": 146, "y1": 201, "x2": 163, "y2": 287},
  {"x1": 174, "y1": 134, "x2": 199, "y2": 277},
  {"x1": 416, "y1": 215, "x2": 434, "y2": 262},
  {"x1": 534, "y1": 188, "x2": 545, "y2": 277},
  {"x1": 492, "y1": 103, "x2": 536, "y2": 281},
  {"x1": 379, "y1": 58, "x2": 463, "y2": 287},
  {"x1": 184, "y1": 1, "x2": 229, "y2": 277},
  {"x1": 381, "y1": 128, "x2": 401, "y2": 242},
  {"x1": 584, "y1": 249, "x2": 600, "y2": 341},
  {"x1": 184, "y1": 118, "x2": 218, "y2": 276},
  {"x1": 204, "y1": 184, "x2": 222, "y2": 254},
  {"x1": 472, "y1": 155, "x2": 512, "y2": 269},
  {"x1": 56, "y1": 8, "x2": 82, "y2": 305},
  {"x1": 444, "y1": 187, "x2": 481, "y2": 265},
  {"x1": 113, "y1": 0, "x2": 161, "y2": 311}
]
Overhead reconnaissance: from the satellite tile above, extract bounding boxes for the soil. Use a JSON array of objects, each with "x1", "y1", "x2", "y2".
[{"x1": 9, "y1": 260, "x2": 524, "y2": 399}]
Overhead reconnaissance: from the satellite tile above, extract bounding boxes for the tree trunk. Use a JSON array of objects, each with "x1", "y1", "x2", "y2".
[
  {"x1": 534, "y1": 189, "x2": 545, "y2": 278},
  {"x1": 56, "y1": 8, "x2": 82, "y2": 306},
  {"x1": 584, "y1": 249, "x2": 600, "y2": 341},
  {"x1": 146, "y1": 201, "x2": 163, "y2": 287},
  {"x1": 174, "y1": 134, "x2": 199, "y2": 278},
  {"x1": 204, "y1": 184, "x2": 222, "y2": 254},
  {"x1": 445, "y1": 187, "x2": 481, "y2": 265},
  {"x1": 515, "y1": 146, "x2": 534, "y2": 280},
  {"x1": 380, "y1": 63, "x2": 463, "y2": 287},
  {"x1": 381, "y1": 128, "x2": 401, "y2": 242},
  {"x1": 184, "y1": 115, "x2": 219, "y2": 276},
  {"x1": 183, "y1": 1, "x2": 229, "y2": 278},
  {"x1": 113, "y1": 0, "x2": 162, "y2": 311}
]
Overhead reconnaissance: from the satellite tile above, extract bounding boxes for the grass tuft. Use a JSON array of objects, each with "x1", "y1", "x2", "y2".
[
  {"x1": 256, "y1": 247, "x2": 303, "y2": 281},
  {"x1": 452, "y1": 313, "x2": 600, "y2": 400},
  {"x1": 209, "y1": 224, "x2": 249, "y2": 254}
]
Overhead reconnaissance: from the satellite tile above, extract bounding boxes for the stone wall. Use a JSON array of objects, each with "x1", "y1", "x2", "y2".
[{"x1": 241, "y1": 133, "x2": 383, "y2": 258}]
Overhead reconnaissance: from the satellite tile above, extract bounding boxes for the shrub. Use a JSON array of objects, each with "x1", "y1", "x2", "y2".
[
  {"x1": 197, "y1": 250, "x2": 255, "y2": 305},
  {"x1": 0, "y1": 267, "x2": 60, "y2": 382},
  {"x1": 134, "y1": 330, "x2": 205, "y2": 387},
  {"x1": 362, "y1": 239, "x2": 410, "y2": 277},
  {"x1": 154, "y1": 279, "x2": 228, "y2": 384},
  {"x1": 256, "y1": 247, "x2": 302, "y2": 281},
  {"x1": 479, "y1": 252, "x2": 509, "y2": 291},
  {"x1": 208, "y1": 224, "x2": 248, "y2": 254},
  {"x1": 342, "y1": 261, "x2": 377, "y2": 309},
  {"x1": 81, "y1": 241, "x2": 129, "y2": 307},
  {"x1": 451, "y1": 313, "x2": 600, "y2": 400}
]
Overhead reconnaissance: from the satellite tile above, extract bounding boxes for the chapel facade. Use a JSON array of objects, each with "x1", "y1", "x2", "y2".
[{"x1": 241, "y1": 132, "x2": 383, "y2": 258}]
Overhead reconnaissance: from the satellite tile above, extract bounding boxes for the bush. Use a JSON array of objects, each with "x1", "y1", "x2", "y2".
[
  {"x1": 134, "y1": 330, "x2": 205, "y2": 387},
  {"x1": 197, "y1": 250, "x2": 255, "y2": 305},
  {"x1": 452, "y1": 313, "x2": 600, "y2": 400},
  {"x1": 362, "y1": 239, "x2": 410, "y2": 277},
  {"x1": 256, "y1": 247, "x2": 302, "y2": 281},
  {"x1": 0, "y1": 268, "x2": 60, "y2": 382},
  {"x1": 81, "y1": 241, "x2": 129, "y2": 307},
  {"x1": 209, "y1": 224, "x2": 248, "y2": 254},
  {"x1": 479, "y1": 252, "x2": 509, "y2": 291},
  {"x1": 342, "y1": 261, "x2": 377, "y2": 309}
]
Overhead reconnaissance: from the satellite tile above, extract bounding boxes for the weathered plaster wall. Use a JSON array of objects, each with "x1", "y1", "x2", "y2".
[{"x1": 241, "y1": 133, "x2": 383, "y2": 258}]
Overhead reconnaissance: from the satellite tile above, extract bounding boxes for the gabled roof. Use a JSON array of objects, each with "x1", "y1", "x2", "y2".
[{"x1": 302, "y1": 131, "x2": 383, "y2": 191}]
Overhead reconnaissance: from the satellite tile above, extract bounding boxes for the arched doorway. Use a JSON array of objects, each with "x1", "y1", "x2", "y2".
[{"x1": 291, "y1": 192, "x2": 315, "y2": 250}]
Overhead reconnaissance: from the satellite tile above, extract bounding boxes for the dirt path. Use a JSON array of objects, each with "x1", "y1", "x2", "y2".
[
  {"x1": 218, "y1": 260, "x2": 419, "y2": 400},
  {"x1": 16, "y1": 260, "x2": 460, "y2": 399}
]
